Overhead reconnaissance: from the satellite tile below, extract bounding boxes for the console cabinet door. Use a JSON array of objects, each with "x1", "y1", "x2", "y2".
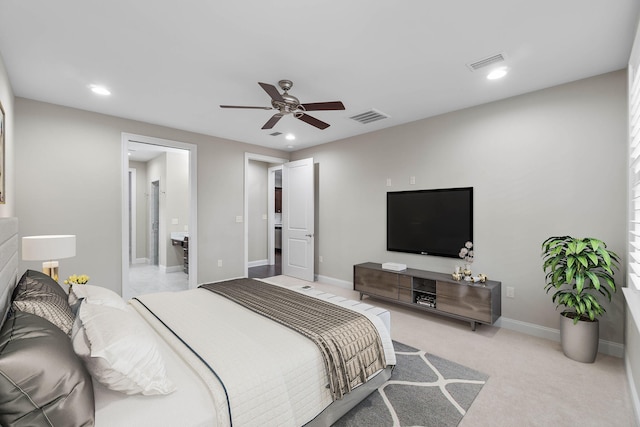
[
  {"x1": 436, "y1": 281, "x2": 492, "y2": 323},
  {"x1": 354, "y1": 266, "x2": 399, "y2": 300},
  {"x1": 398, "y1": 274, "x2": 413, "y2": 303}
]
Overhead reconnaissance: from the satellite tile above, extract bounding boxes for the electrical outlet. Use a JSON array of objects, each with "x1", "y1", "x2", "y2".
[
  {"x1": 217, "y1": 260, "x2": 223, "y2": 267},
  {"x1": 386, "y1": 178, "x2": 392, "y2": 187},
  {"x1": 410, "y1": 176, "x2": 416, "y2": 185},
  {"x1": 506, "y1": 286, "x2": 515, "y2": 298},
  {"x1": 319, "y1": 256, "x2": 323, "y2": 263}
]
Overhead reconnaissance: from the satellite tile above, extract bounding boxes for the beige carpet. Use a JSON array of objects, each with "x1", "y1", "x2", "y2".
[{"x1": 264, "y1": 275, "x2": 635, "y2": 427}]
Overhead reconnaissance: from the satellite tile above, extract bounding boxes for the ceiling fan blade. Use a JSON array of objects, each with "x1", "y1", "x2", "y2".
[
  {"x1": 300, "y1": 101, "x2": 345, "y2": 111},
  {"x1": 262, "y1": 113, "x2": 284, "y2": 130},
  {"x1": 258, "y1": 82, "x2": 284, "y2": 102},
  {"x1": 220, "y1": 105, "x2": 273, "y2": 110},
  {"x1": 297, "y1": 113, "x2": 330, "y2": 130}
]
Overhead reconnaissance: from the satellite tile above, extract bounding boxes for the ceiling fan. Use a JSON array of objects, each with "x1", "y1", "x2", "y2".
[{"x1": 220, "y1": 80, "x2": 345, "y2": 130}]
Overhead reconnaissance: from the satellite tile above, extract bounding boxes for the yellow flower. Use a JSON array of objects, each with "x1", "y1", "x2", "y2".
[{"x1": 65, "y1": 274, "x2": 89, "y2": 285}]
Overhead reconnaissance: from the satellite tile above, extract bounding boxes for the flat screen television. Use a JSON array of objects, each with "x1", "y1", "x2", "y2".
[{"x1": 387, "y1": 187, "x2": 473, "y2": 258}]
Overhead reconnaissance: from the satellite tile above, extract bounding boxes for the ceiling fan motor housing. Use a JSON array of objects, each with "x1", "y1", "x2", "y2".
[
  {"x1": 272, "y1": 80, "x2": 301, "y2": 114},
  {"x1": 272, "y1": 94, "x2": 301, "y2": 114}
]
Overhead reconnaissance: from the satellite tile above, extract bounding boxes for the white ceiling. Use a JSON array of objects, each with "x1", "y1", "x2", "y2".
[{"x1": 0, "y1": 1, "x2": 638, "y2": 154}]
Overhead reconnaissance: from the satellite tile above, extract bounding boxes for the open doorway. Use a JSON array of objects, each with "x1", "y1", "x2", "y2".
[
  {"x1": 244, "y1": 154, "x2": 315, "y2": 282},
  {"x1": 247, "y1": 161, "x2": 282, "y2": 279},
  {"x1": 244, "y1": 153, "x2": 287, "y2": 278},
  {"x1": 121, "y1": 133, "x2": 198, "y2": 299}
]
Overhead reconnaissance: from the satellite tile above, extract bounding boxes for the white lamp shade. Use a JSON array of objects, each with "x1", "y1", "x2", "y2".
[{"x1": 22, "y1": 235, "x2": 76, "y2": 261}]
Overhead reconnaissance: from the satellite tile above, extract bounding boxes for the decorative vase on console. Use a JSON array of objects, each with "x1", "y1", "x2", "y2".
[
  {"x1": 463, "y1": 264, "x2": 472, "y2": 279},
  {"x1": 459, "y1": 241, "x2": 474, "y2": 280}
]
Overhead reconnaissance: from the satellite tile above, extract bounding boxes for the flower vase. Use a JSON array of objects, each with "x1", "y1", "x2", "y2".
[{"x1": 463, "y1": 264, "x2": 472, "y2": 280}]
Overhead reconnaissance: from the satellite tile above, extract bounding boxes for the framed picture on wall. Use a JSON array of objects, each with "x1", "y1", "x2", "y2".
[{"x1": 0, "y1": 101, "x2": 4, "y2": 204}]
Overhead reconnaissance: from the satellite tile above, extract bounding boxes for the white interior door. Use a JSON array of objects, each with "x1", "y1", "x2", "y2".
[{"x1": 282, "y1": 158, "x2": 314, "y2": 282}]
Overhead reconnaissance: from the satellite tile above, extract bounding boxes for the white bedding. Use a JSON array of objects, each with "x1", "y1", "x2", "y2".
[
  {"x1": 93, "y1": 303, "x2": 217, "y2": 427},
  {"x1": 95, "y1": 281, "x2": 395, "y2": 427}
]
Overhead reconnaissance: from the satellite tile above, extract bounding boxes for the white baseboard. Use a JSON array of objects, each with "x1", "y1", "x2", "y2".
[
  {"x1": 160, "y1": 265, "x2": 183, "y2": 274},
  {"x1": 626, "y1": 355, "x2": 640, "y2": 427},
  {"x1": 496, "y1": 317, "x2": 624, "y2": 358},
  {"x1": 315, "y1": 274, "x2": 352, "y2": 290},
  {"x1": 248, "y1": 259, "x2": 268, "y2": 268},
  {"x1": 133, "y1": 258, "x2": 148, "y2": 265}
]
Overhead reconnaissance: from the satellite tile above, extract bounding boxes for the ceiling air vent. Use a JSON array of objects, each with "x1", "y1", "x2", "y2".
[
  {"x1": 349, "y1": 109, "x2": 390, "y2": 125},
  {"x1": 269, "y1": 132, "x2": 282, "y2": 136},
  {"x1": 467, "y1": 53, "x2": 506, "y2": 71}
]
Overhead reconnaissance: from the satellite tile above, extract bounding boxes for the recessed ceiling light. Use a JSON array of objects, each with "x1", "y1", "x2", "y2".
[
  {"x1": 487, "y1": 67, "x2": 509, "y2": 80},
  {"x1": 287, "y1": 145, "x2": 294, "y2": 149},
  {"x1": 89, "y1": 84, "x2": 111, "y2": 96},
  {"x1": 285, "y1": 133, "x2": 296, "y2": 141}
]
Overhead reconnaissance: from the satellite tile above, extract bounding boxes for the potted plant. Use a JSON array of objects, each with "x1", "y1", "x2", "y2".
[{"x1": 541, "y1": 236, "x2": 620, "y2": 363}]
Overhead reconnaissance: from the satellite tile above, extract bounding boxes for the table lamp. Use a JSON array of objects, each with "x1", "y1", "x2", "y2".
[{"x1": 22, "y1": 235, "x2": 76, "y2": 281}]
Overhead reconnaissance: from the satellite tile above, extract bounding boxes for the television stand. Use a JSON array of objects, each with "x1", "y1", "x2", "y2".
[{"x1": 353, "y1": 262, "x2": 501, "y2": 331}]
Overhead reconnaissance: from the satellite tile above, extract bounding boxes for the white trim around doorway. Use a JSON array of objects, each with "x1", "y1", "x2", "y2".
[{"x1": 121, "y1": 133, "x2": 198, "y2": 297}]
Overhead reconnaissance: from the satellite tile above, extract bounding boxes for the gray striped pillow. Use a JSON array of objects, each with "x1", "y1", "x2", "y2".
[{"x1": 12, "y1": 270, "x2": 74, "y2": 335}]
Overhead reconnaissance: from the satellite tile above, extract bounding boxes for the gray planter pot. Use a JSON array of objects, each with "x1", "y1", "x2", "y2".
[{"x1": 559, "y1": 312, "x2": 599, "y2": 363}]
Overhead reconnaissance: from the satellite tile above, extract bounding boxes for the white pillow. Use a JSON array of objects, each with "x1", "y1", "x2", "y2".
[
  {"x1": 69, "y1": 285, "x2": 128, "y2": 310},
  {"x1": 71, "y1": 301, "x2": 175, "y2": 395}
]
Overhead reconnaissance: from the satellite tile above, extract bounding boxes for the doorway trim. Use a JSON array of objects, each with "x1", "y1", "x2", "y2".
[
  {"x1": 267, "y1": 164, "x2": 282, "y2": 266},
  {"x1": 244, "y1": 153, "x2": 288, "y2": 278},
  {"x1": 150, "y1": 180, "x2": 160, "y2": 266},
  {"x1": 128, "y1": 167, "x2": 137, "y2": 264},
  {"x1": 121, "y1": 133, "x2": 198, "y2": 295}
]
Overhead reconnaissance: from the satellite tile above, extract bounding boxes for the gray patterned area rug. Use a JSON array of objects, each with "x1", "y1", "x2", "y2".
[{"x1": 333, "y1": 341, "x2": 488, "y2": 427}]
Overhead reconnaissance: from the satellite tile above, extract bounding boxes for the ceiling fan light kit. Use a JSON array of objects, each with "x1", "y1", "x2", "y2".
[{"x1": 220, "y1": 79, "x2": 345, "y2": 130}]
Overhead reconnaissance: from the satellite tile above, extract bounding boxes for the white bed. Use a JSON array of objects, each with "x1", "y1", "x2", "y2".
[{"x1": 0, "y1": 218, "x2": 395, "y2": 427}]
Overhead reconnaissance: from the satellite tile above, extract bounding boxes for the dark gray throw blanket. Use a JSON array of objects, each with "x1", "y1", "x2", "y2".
[{"x1": 200, "y1": 279, "x2": 387, "y2": 400}]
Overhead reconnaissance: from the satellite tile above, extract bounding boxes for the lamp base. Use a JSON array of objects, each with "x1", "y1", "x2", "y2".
[{"x1": 42, "y1": 261, "x2": 59, "y2": 282}]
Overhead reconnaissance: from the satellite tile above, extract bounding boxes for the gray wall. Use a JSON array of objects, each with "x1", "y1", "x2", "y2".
[
  {"x1": 147, "y1": 153, "x2": 167, "y2": 266},
  {"x1": 14, "y1": 98, "x2": 289, "y2": 291},
  {"x1": 145, "y1": 151, "x2": 189, "y2": 269},
  {"x1": 129, "y1": 160, "x2": 148, "y2": 262},
  {"x1": 165, "y1": 151, "x2": 189, "y2": 268},
  {"x1": 293, "y1": 70, "x2": 627, "y2": 345}
]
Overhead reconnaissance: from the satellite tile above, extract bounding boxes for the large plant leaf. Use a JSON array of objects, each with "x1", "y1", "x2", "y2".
[
  {"x1": 584, "y1": 271, "x2": 600, "y2": 290},
  {"x1": 596, "y1": 247, "x2": 611, "y2": 266},
  {"x1": 566, "y1": 265, "x2": 576, "y2": 285},
  {"x1": 576, "y1": 254, "x2": 588, "y2": 269},
  {"x1": 575, "y1": 273, "x2": 585, "y2": 293}
]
